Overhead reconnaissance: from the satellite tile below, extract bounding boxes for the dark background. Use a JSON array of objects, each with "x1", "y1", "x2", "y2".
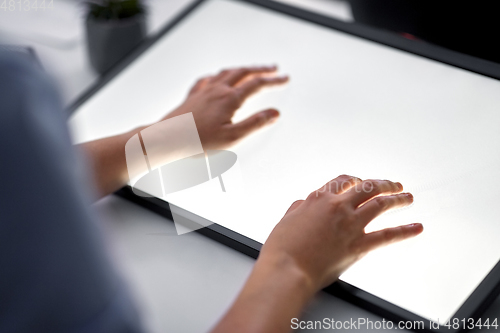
[{"x1": 349, "y1": 0, "x2": 500, "y2": 64}]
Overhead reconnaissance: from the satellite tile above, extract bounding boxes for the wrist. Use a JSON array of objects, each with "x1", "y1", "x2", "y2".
[
  {"x1": 256, "y1": 251, "x2": 317, "y2": 301},
  {"x1": 217, "y1": 252, "x2": 317, "y2": 333}
]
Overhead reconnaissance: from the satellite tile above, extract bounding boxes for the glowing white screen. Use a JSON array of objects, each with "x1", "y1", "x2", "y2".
[{"x1": 69, "y1": 0, "x2": 500, "y2": 323}]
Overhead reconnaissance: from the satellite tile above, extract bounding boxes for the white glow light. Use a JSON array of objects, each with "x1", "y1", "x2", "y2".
[{"x1": 69, "y1": 0, "x2": 500, "y2": 323}]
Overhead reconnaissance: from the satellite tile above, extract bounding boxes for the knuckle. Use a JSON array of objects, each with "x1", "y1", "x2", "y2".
[
  {"x1": 318, "y1": 182, "x2": 336, "y2": 197},
  {"x1": 330, "y1": 180, "x2": 342, "y2": 193},
  {"x1": 337, "y1": 174, "x2": 350, "y2": 182},
  {"x1": 260, "y1": 77, "x2": 273, "y2": 85},
  {"x1": 308, "y1": 190, "x2": 325, "y2": 200},
  {"x1": 238, "y1": 68, "x2": 249, "y2": 76},
  {"x1": 307, "y1": 191, "x2": 318, "y2": 200},
  {"x1": 367, "y1": 180, "x2": 380, "y2": 193},
  {"x1": 384, "y1": 229, "x2": 396, "y2": 242},
  {"x1": 374, "y1": 196, "x2": 388, "y2": 209},
  {"x1": 251, "y1": 77, "x2": 266, "y2": 87},
  {"x1": 397, "y1": 194, "x2": 406, "y2": 204},
  {"x1": 312, "y1": 189, "x2": 323, "y2": 199}
]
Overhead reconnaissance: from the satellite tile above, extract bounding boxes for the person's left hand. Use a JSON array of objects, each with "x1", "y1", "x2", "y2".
[{"x1": 162, "y1": 65, "x2": 289, "y2": 149}]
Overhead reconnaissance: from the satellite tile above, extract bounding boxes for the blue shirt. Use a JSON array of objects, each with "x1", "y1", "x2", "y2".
[{"x1": 0, "y1": 54, "x2": 143, "y2": 333}]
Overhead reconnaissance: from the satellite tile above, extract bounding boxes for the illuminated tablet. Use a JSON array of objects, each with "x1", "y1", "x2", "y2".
[{"x1": 69, "y1": 0, "x2": 500, "y2": 327}]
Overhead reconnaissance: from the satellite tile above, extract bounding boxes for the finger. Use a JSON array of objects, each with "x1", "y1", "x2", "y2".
[
  {"x1": 316, "y1": 175, "x2": 362, "y2": 196},
  {"x1": 210, "y1": 66, "x2": 276, "y2": 84},
  {"x1": 210, "y1": 69, "x2": 231, "y2": 83},
  {"x1": 236, "y1": 75, "x2": 289, "y2": 100},
  {"x1": 362, "y1": 223, "x2": 423, "y2": 251},
  {"x1": 217, "y1": 66, "x2": 278, "y2": 86},
  {"x1": 344, "y1": 179, "x2": 403, "y2": 208},
  {"x1": 285, "y1": 200, "x2": 305, "y2": 215},
  {"x1": 228, "y1": 108, "x2": 280, "y2": 141},
  {"x1": 189, "y1": 77, "x2": 210, "y2": 94},
  {"x1": 357, "y1": 193, "x2": 413, "y2": 227}
]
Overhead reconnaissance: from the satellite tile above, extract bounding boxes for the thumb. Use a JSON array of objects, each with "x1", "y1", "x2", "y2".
[{"x1": 230, "y1": 108, "x2": 280, "y2": 140}]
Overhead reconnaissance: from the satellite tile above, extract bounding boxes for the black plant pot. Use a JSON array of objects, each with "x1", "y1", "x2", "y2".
[{"x1": 86, "y1": 13, "x2": 146, "y2": 75}]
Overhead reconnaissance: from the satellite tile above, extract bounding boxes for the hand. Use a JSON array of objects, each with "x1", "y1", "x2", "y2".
[
  {"x1": 163, "y1": 65, "x2": 289, "y2": 150},
  {"x1": 78, "y1": 66, "x2": 287, "y2": 198},
  {"x1": 210, "y1": 175, "x2": 423, "y2": 333},
  {"x1": 260, "y1": 175, "x2": 424, "y2": 292}
]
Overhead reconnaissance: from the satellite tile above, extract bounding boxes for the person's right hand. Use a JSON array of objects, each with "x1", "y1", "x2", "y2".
[
  {"x1": 211, "y1": 175, "x2": 423, "y2": 333},
  {"x1": 260, "y1": 175, "x2": 424, "y2": 292}
]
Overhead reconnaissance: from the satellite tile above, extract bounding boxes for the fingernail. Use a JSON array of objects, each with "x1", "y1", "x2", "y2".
[
  {"x1": 406, "y1": 193, "x2": 413, "y2": 200},
  {"x1": 268, "y1": 110, "x2": 280, "y2": 119},
  {"x1": 396, "y1": 182, "x2": 403, "y2": 190},
  {"x1": 264, "y1": 110, "x2": 280, "y2": 123},
  {"x1": 410, "y1": 223, "x2": 423, "y2": 230}
]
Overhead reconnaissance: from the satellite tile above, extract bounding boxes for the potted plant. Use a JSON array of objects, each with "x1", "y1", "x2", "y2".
[{"x1": 85, "y1": 0, "x2": 147, "y2": 74}]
